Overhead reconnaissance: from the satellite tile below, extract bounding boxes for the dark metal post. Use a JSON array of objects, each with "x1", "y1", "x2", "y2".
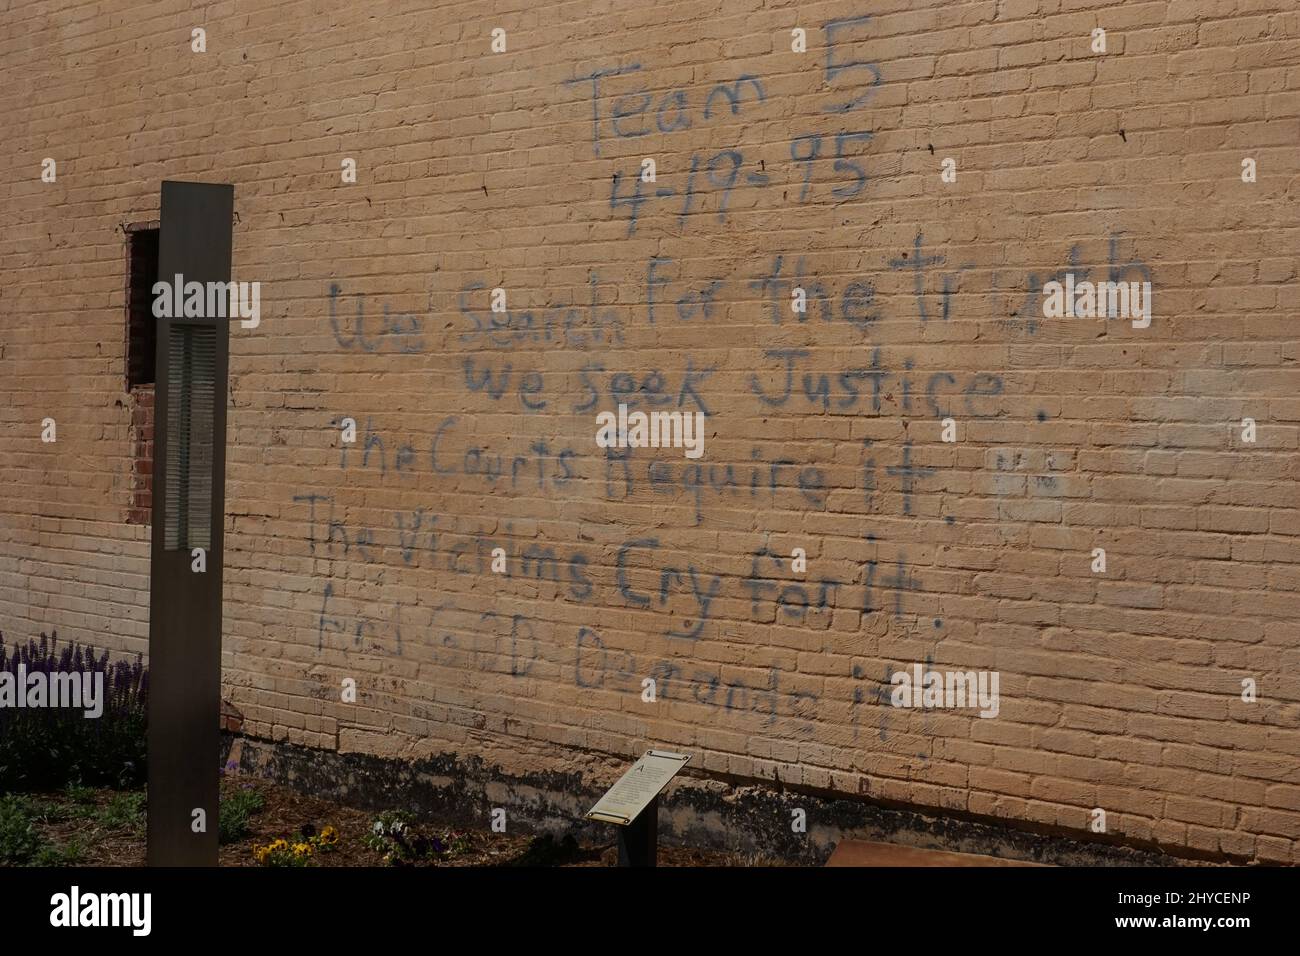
[
  {"x1": 147, "y1": 180, "x2": 233, "y2": 866},
  {"x1": 617, "y1": 795, "x2": 658, "y2": 867}
]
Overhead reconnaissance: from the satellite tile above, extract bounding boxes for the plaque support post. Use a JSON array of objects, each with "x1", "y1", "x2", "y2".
[{"x1": 617, "y1": 795, "x2": 658, "y2": 867}]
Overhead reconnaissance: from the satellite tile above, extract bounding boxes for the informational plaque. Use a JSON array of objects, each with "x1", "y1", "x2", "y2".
[{"x1": 586, "y1": 750, "x2": 691, "y2": 825}]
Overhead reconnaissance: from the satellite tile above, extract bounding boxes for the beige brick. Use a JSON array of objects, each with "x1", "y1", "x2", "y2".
[{"x1": 0, "y1": 0, "x2": 1296, "y2": 866}]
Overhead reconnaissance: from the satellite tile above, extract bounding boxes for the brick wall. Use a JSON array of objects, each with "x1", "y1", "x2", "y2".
[
  {"x1": 127, "y1": 386, "x2": 154, "y2": 525},
  {"x1": 1, "y1": 0, "x2": 1298, "y2": 863}
]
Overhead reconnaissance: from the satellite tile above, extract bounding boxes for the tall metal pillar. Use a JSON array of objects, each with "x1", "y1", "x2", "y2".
[{"x1": 147, "y1": 180, "x2": 233, "y2": 866}]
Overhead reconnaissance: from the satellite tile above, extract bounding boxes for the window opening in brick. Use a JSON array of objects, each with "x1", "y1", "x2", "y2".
[
  {"x1": 126, "y1": 227, "x2": 159, "y2": 389},
  {"x1": 125, "y1": 225, "x2": 159, "y2": 526}
]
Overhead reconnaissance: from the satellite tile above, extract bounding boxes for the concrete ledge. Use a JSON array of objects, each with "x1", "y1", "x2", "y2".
[
  {"x1": 827, "y1": 839, "x2": 1047, "y2": 867},
  {"x1": 223, "y1": 733, "x2": 1202, "y2": 867}
]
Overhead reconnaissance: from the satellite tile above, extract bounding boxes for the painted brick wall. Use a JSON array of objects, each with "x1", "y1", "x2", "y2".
[{"x1": 1, "y1": 0, "x2": 1298, "y2": 863}]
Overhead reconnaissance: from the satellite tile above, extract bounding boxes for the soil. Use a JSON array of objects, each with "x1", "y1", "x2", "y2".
[{"x1": 19, "y1": 774, "x2": 785, "y2": 868}]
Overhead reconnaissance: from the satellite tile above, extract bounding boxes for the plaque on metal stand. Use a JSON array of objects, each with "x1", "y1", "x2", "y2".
[{"x1": 586, "y1": 750, "x2": 691, "y2": 867}]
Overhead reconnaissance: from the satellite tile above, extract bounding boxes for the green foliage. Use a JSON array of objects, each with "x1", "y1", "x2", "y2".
[
  {"x1": 32, "y1": 838, "x2": 84, "y2": 866},
  {"x1": 218, "y1": 787, "x2": 266, "y2": 844},
  {"x1": 0, "y1": 795, "x2": 44, "y2": 865},
  {"x1": 30, "y1": 797, "x2": 75, "y2": 826},
  {"x1": 96, "y1": 791, "x2": 146, "y2": 831},
  {"x1": 64, "y1": 783, "x2": 97, "y2": 806},
  {"x1": 0, "y1": 787, "x2": 146, "y2": 866}
]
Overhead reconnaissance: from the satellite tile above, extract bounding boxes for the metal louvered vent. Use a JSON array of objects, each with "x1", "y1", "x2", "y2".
[{"x1": 164, "y1": 324, "x2": 215, "y2": 550}]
